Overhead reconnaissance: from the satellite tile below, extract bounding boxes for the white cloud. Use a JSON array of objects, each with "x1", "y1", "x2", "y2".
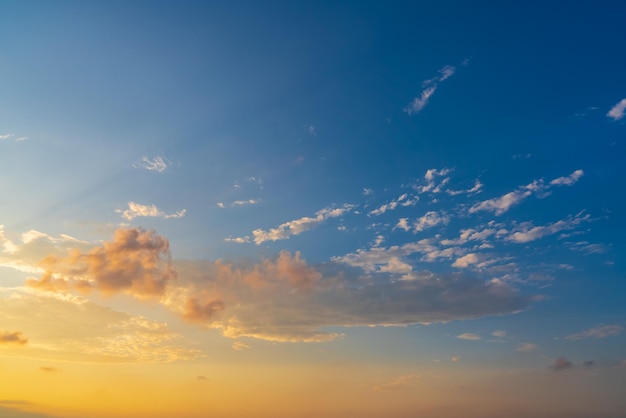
[
  {"x1": 491, "y1": 330, "x2": 507, "y2": 338},
  {"x1": 413, "y1": 211, "x2": 449, "y2": 232},
  {"x1": 224, "y1": 236, "x2": 250, "y2": 244},
  {"x1": 404, "y1": 65, "x2": 457, "y2": 115},
  {"x1": 452, "y1": 253, "x2": 480, "y2": 268},
  {"x1": 133, "y1": 156, "x2": 172, "y2": 172},
  {"x1": 369, "y1": 193, "x2": 415, "y2": 216},
  {"x1": 363, "y1": 188, "x2": 373, "y2": 196},
  {"x1": 395, "y1": 218, "x2": 411, "y2": 232},
  {"x1": 232, "y1": 199, "x2": 260, "y2": 206},
  {"x1": 416, "y1": 168, "x2": 451, "y2": 194},
  {"x1": 248, "y1": 204, "x2": 354, "y2": 245},
  {"x1": 0, "y1": 134, "x2": 12, "y2": 140},
  {"x1": 550, "y1": 169, "x2": 584, "y2": 186},
  {"x1": 565, "y1": 324, "x2": 623, "y2": 340},
  {"x1": 607, "y1": 98, "x2": 626, "y2": 121},
  {"x1": 506, "y1": 213, "x2": 590, "y2": 243},
  {"x1": 115, "y1": 202, "x2": 186, "y2": 221}
]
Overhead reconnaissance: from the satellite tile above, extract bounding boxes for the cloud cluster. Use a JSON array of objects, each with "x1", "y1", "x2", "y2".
[
  {"x1": 27, "y1": 228, "x2": 176, "y2": 298},
  {"x1": 116, "y1": 202, "x2": 186, "y2": 221},
  {"x1": 133, "y1": 155, "x2": 172, "y2": 172}
]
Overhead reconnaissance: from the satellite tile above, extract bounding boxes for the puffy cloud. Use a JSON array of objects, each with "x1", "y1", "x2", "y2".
[
  {"x1": 115, "y1": 202, "x2": 186, "y2": 221},
  {"x1": 549, "y1": 357, "x2": 573, "y2": 371},
  {"x1": 26, "y1": 228, "x2": 176, "y2": 298},
  {"x1": 607, "y1": 98, "x2": 626, "y2": 121},
  {"x1": 0, "y1": 331, "x2": 28, "y2": 345},
  {"x1": 452, "y1": 253, "x2": 480, "y2": 268},
  {"x1": 457, "y1": 333, "x2": 481, "y2": 340},
  {"x1": 565, "y1": 324, "x2": 623, "y2": 340},
  {"x1": 248, "y1": 204, "x2": 354, "y2": 245},
  {"x1": 413, "y1": 211, "x2": 449, "y2": 232},
  {"x1": 491, "y1": 330, "x2": 507, "y2": 338},
  {"x1": 133, "y1": 155, "x2": 171, "y2": 172},
  {"x1": 415, "y1": 168, "x2": 451, "y2": 194}
]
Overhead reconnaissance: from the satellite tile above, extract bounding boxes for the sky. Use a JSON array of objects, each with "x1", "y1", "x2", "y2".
[{"x1": 1, "y1": 1, "x2": 626, "y2": 417}]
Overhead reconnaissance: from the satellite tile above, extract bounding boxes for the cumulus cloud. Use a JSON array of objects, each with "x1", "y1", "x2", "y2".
[
  {"x1": 413, "y1": 211, "x2": 449, "y2": 232},
  {"x1": 549, "y1": 357, "x2": 573, "y2": 371},
  {"x1": 607, "y1": 98, "x2": 626, "y2": 121},
  {"x1": 133, "y1": 156, "x2": 172, "y2": 172},
  {"x1": 26, "y1": 228, "x2": 176, "y2": 298},
  {"x1": 0, "y1": 331, "x2": 28, "y2": 345},
  {"x1": 116, "y1": 202, "x2": 186, "y2": 221},
  {"x1": 469, "y1": 170, "x2": 583, "y2": 215},
  {"x1": 404, "y1": 65, "x2": 456, "y2": 115},
  {"x1": 565, "y1": 324, "x2": 623, "y2": 340},
  {"x1": 415, "y1": 168, "x2": 451, "y2": 194},
  {"x1": 247, "y1": 204, "x2": 354, "y2": 245},
  {"x1": 457, "y1": 333, "x2": 481, "y2": 340}
]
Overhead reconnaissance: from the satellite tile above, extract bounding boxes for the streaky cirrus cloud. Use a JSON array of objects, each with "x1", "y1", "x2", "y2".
[
  {"x1": 116, "y1": 202, "x2": 186, "y2": 221},
  {"x1": 565, "y1": 324, "x2": 623, "y2": 340},
  {"x1": 133, "y1": 155, "x2": 172, "y2": 172},
  {"x1": 404, "y1": 65, "x2": 456, "y2": 115},
  {"x1": 26, "y1": 228, "x2": 176, "y2": 298},
  {"x1": 236, "y1": 204, "x2": 354, "y2": 245},
  {"x1": 0, "y1": 331, "x2": 28, "y2": 345},
  {"x1": 607, "y1": 98, "x2": 626, "y2": 121},
  {"x1": 469, "y1": 170, "x2": 583, "y2": 215},
  {"x1": 516, "y1": 342, "x2": 538, "y2": 352}
]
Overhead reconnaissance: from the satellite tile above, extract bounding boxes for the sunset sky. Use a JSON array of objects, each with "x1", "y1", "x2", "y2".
[{"x1": 1, "y1": 2, "x2": 626, "y2": 417}]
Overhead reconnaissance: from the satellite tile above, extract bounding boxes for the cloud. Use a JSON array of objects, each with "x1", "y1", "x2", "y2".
[
  {"x1": 516, "y1": 342, "x2": 538, "y2": 352},
  {"x1": 0, "y1": 287, "x2": 201, "y2": 363},
  {"x1": 232, "y1": 341, "x2": 251, "y2": 351},
  {"x1": 457, "y1": 333, "x2": 481, "y2": 341},
  {"x1": 231, "y1": 199, "x2": 260, "y2": 206},
  {"x1": 133, "y1": 156, "x2": 172, "y2": 172},
  {"x1": 506, "y1": 213, "x2": 590, "y2": 243},
  {"x1": 26, "y1": 228, "x2": 176, "y2": 298},
  {"x1": 413, "y1": 211, "x2": 449, "y2": 232},
  {"x1": 549, "y1": 357, "x2": 573, "y2": 371},
  {"x1": 451, "y1": 355, "x2": 461, "y2": 362},
  {"x1": 404, "y1": 65, "x2": 456, "y2": 115},
  {"x1": 39, "y1": 366, "x2": 60, "y2": 373},
  {"x1": 415, "y1": 168, "x2": 451, "y2": 194},
  {"x1": 0, "y1": 134, "x2": 11, "y2": 140},
  {"x1": 363, "y1": 188, "x2": 373, "y2": 196},
  {"x1": 372, "y1": 374, "x2": 418, "y2": 391},
  {"x1": 550, "y1": 169, "x2": 584, "y2": 186},
  {"x1": 0, "y1": 331, "x2": 28, "y2": 345},
  {"x1": 116, "y1": 202, "x2": 186, "y2": 221},
  {"x1": 452, "y1": 253, "x2": 481, "y2": 268},
  {"x1": 607, "y1": 98, "x2": 626, "y2": 121},
  {"x1": 565, "y1": 324, "x2": 623, "y2": 340},
  {"x1": 247, "y1": 204, "x2": 354, "y2": 245},
  {"x1": 369, "y1": 193, "x2": 417, "y2": 216},
  {"x1": 469, "y1": 170, "x2": 583, "y2": 215},
  {"x1": 491, "y1": 330, "x2": 507, "y2": 338},
  {"x1": 224, "y1": 236, "x2": 251, "y2": 244}
]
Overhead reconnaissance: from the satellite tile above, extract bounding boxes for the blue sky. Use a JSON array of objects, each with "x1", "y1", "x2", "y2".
[{"x1": 1, "y1": 2, "x2": 625, "y2": 418}]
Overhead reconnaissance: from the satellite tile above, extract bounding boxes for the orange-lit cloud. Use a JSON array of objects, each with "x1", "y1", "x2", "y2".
[
  {"x1": 0, "y1": 330, "x2": 28, "y2": 345},
  {"x1": 26, "y1": 228, "x2": 175, "y2": 298}
]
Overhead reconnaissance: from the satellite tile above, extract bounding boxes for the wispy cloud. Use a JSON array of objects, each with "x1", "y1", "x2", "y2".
[
  {"x1": 369, "y1": 193, "x2": 417, "y2": 216},
  {"x1": 0, "y1": 134, "x2": 11, "y2": 140},
  {"x1": 218, "y1": 199, "x2": 260, "y2": 208},
  {"x1": 372, "y1": 374, "x2": 418, "y2": 391},
  {"x1": 133, "y1": 155, "x2": 172, "y2": 172},
  {"x1": 245, "y1": 204, "x2": 354, "y2": 245},
  {"x1": 0, "y1": 331, "x2": 28, "y2": 345},
  {"x1": 566, "y1": 324, "x2": 623, "y2": 340},
  {"x1": 506, "y1": 212, "x2": 590, "y2": 243},
  {"x1": 549, "y1": 357, "x2": 573, "y2": 371},
  {"x1": 232, "y1": 341, "x2": 251, "y2": 351},
  {"x1": 457, "y1": 333, "x2": 481, "y2": 340},
  {"x1": 0, "y1": 134, "x2": 28, "y2": 142},
  {"x1": 415, "y1": 168, "x2": 451, "y2": 194},
  {"x1": 116, "y1": 202, "x2": 186, "y2": 221},
  {"x1": 404, "y1": 65, "x2": 456, "y2": 115},
  {"x1": 516, "y1": 342, "x2": 538, "y2": 352},
  {"x1": 607, "y1": 98, "x2": 626, "y2": 121},
  {"x1": 469, "y1": 170, "x2": 583, "y2": 215},
  {"x1": 412, "y1": 211, "x2": 450, "y2": 232}
]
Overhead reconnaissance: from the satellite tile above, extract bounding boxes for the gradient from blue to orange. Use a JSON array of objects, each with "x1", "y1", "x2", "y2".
[{"x1": 1, "y1": 2, "x2": 625, "y2": 417}]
